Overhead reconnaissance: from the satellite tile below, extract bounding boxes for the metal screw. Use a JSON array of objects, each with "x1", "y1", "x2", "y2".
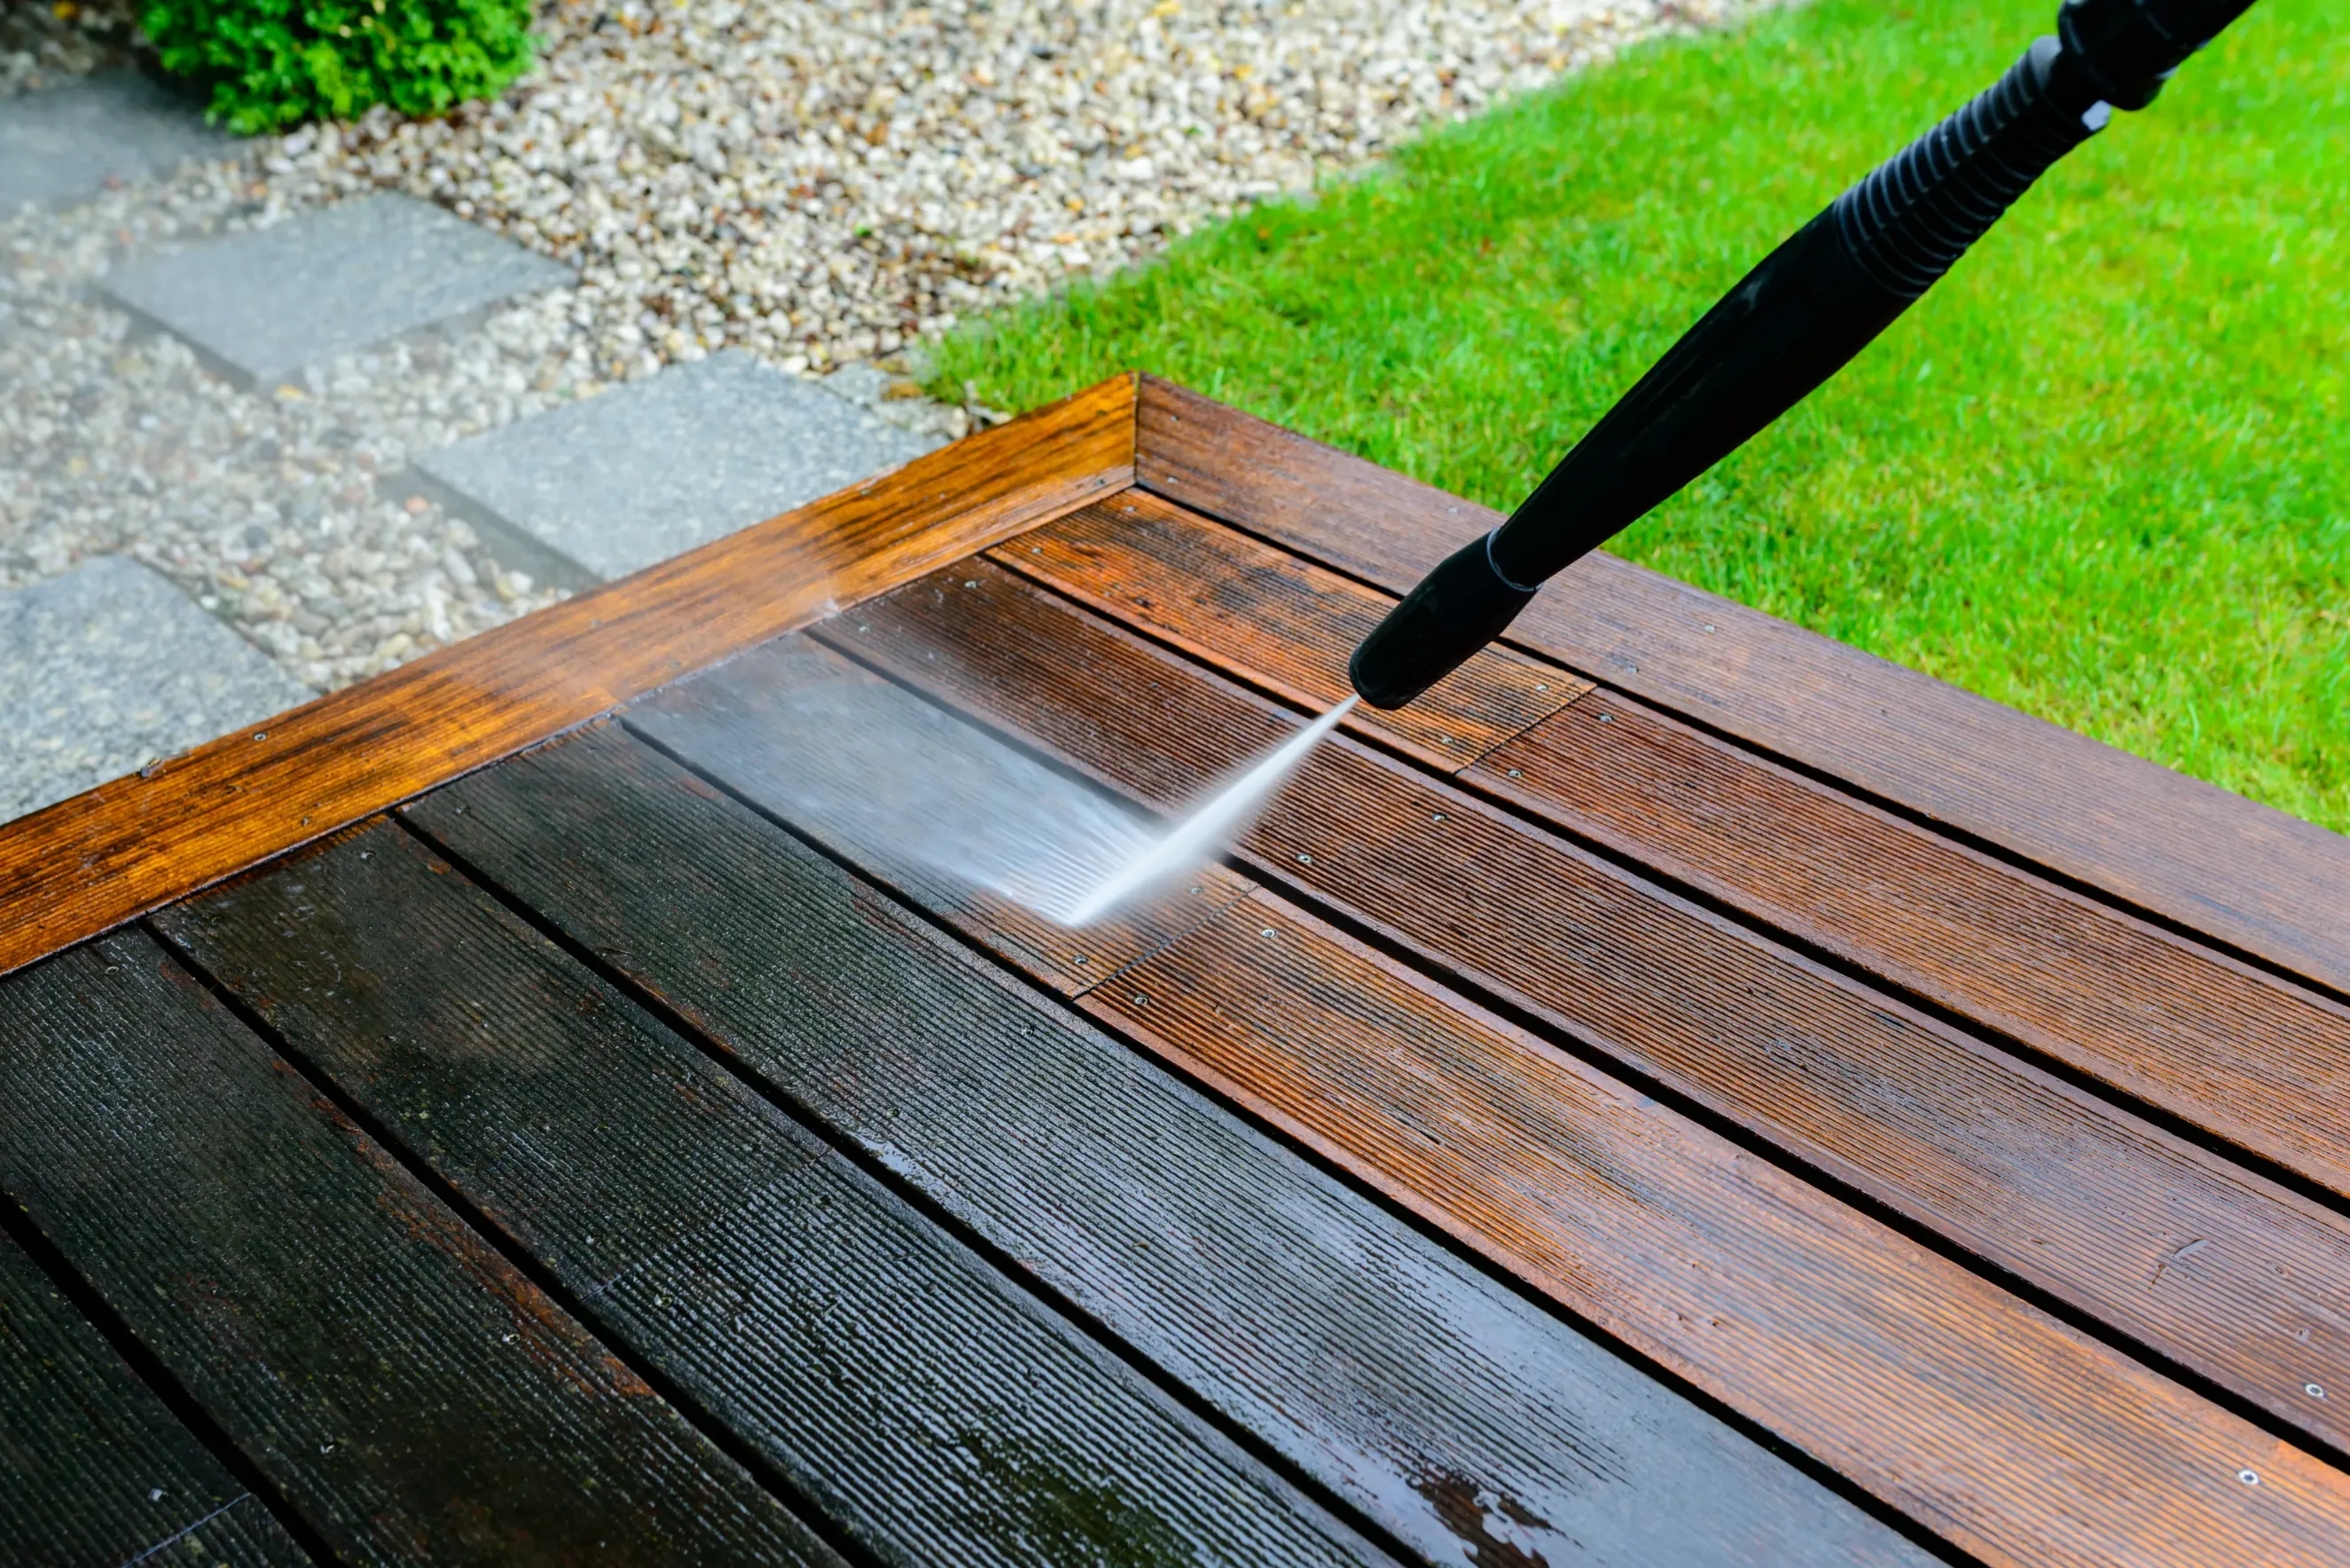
[{"x1": 2238, "y1": 1469, "x2": 2260, "y2": 1486}]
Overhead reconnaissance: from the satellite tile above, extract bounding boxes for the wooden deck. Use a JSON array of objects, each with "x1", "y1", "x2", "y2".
[{"x1": 4, "y1": 373, "x2": 2347, "y2": 1568}]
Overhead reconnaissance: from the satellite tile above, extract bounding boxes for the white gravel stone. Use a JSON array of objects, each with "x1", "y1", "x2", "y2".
[{"x1": 4, "y1": 0, "x2": 1742, "y2": 698}]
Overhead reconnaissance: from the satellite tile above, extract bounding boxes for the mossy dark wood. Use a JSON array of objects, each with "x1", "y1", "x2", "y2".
[
  {"x1": 824, "y1": 558, "x2": 2350, "y2": 1462},
  {"x1": 155, "y1": 818, "x2": 1375, "y2": 1568},
  {"x1": 407, "y1": 714, "x2": 1938, "y2": 1568},
  {"x1": 670, "y1": 632, "x2": 2350, "y2": 1568},
  {"x1": 0, "y1": 374, "x2": 1137, "y2": 984},
  {"x1": 1133, "y1": 376, "x2": 2350, "y2": 1000},
  {"x1": 0, "y1": 1234, "x2": 315, "y2": 1568},
  {"x1": 0, "y1": 933, "x2": 843, "y2": 1568}
]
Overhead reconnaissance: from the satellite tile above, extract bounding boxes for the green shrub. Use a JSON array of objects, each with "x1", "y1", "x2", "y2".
[{"x1": 142, "y1": 0, "x2": 535, "y2": 133}]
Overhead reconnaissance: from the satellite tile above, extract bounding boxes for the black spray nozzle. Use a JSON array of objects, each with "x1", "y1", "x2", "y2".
[
  {"x1": 1349, "y1": 0, "x2": 2260, "y2": 713},
  {"x1": 1349, "y1": 532, "x2": 1534, "y2": 710}
]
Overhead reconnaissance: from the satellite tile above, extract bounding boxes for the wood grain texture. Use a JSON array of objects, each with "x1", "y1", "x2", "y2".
[
  {"x1": 987, "y1": 492, "x2": 1586, "y2": 772},
  {"x1": 995, "y1": 497, "x2": 2350, "y2": 1211},
  {"x1": 1474, "y1": 691, "x2": 2350, "y2": 1203},
  {"x1": 0, "y1": 931, "x2": 842, "y2": 1568},
  {"x1": 1082, "y1": 890, "x2": 2350, "y2": 1568},
  {"x1": 0, "y1": 1234, "x2": 314, "y2": 1568},
  {"x1": 826, "y1": 559, "x2": 2350, "y2": 1461},
  {"x1": 411, "y1": 713, "x2": 1939, "y2": 1568},
  {"x1": 0, "y1": 372, "x2": 1139, "y2": 984},
  {"x1": 1134, "y1": 376, "x2": 2350, "y2": 1000},
  {"x1": 158, "y1": 818, "x2": 1377, "y2": 1568}
]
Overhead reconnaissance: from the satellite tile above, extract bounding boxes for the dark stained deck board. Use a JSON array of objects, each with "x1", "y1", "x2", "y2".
[
  {"x1": 154, "y1": 821, "x2": 1381, "y2": 1568},
  {"x1": 817, "y1": 563, "x2": 2350, "y2": 1460},
  {"x1": 0, "y1": 932, "x2": 844, "y2": 1568},
  {"x1": 638, "y1": 641, "x2": 2350, "y2": 1568},
  {"x1": 993, "y1": 494, "x2": 2350, "y2": 1206},
  {"x1": 1132, "y1": 378, "x2": 2350, "y2": 1002},
  {"x1": 402, "y1": 718, "x2": 1940, "y2": 1568},
  {"x1": 0, "y1": 1233, "x2": 316, "y2": 1568}
]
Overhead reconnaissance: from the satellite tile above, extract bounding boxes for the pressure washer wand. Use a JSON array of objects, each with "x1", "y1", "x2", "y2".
[{"x1": 1348, "y1": 0, "x2": 2260, "y2": 710}]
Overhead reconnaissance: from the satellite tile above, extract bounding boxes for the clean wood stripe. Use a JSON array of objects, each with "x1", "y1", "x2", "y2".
[
  {"x1": 994, "y1": 494, "x2": 2350, "y2": 1209},
  {"x1": 1132, "y1": 375, "x2": 2350, "y2": 1001},
  {"x1": 0, "y1": 931, "x2": 842, "y2": 1567},
  {"x1": 450, "y1": 710, "x2": 1940, "y2": 1568},
  {"x1": 158, "y1": 818, "x2": 1379, "y2": 1568},
  {"x1": 1085, "y1": 890, "x2": 2350, "y2": 1568},
  {"x1": 821, "y1": 558, "x2": 2350, "y2": 1464},
  {"x1": 0, "y1": 372, "x2": 1139, "y2": 983},
  {"x1": 987, "y1": 491, "x2": 1586, "y2": 773},
  {"x1": 0, "y1": 1234, "x2": 314, "y2": 1567}
]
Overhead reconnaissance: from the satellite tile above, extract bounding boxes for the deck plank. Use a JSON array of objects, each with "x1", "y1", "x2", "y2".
[
  {"x1": 989, "y1": 493, "x2": 1586, "y2": 772},
  {"x1": 1134, "y1": 377, "x2": 2350, "y2": 1000},
  {"x1": 0, "y1": 1234, "x2": 315, "y2": 1568},
  {"x1": 995, "y1": 495, "x2": 2350, "y2": 1205},
  {"x1": 156, "y1": 818, "x2": 1380, "y2": 1568},
  {"x1": 0, "y1": 373, "x2": 1136, "y2": 984},
  {"x1": 820, "y1": 561, "x2": 2350, "y2": 1460},
  {"x1": 648, "y1": 636, "x2": 2350, "y2": 1568},
  {"x1": 0, "y1": 932, "x2": 842, "y2": 1568},
  {"x1": 406, "y1": 717, "x2": 1937, "y2": 1568}
]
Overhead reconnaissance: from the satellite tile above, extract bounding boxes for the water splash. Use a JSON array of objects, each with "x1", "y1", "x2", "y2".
[
  {"x1": 1062, "y1": 696, "x2": 1355, "y2": 925},
  {"x1": 729, "y1": 649, "x2": 1352, "y2": 929}
]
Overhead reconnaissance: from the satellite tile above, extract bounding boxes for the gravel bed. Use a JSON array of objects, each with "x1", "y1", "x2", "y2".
[
  {"x1": 2, "y1": 0, "x2": 139, "y2": 98},
  {"x1": 4, "y1": 0, "x2": 1737, "y2": 699}
]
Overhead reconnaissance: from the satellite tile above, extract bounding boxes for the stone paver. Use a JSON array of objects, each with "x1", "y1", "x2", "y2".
[
  {"x1": 410, "y1": 349, "x2": 933, "y2": 585},
  {"x1": 0, "y1": 71, "x2": 233, "y2": 213},
  {"x1": 98, "y1": 192, "x2": 572, "y2": 388},
  {"x1": 0, "y1": 555, "x2": 311, "y2": 825}
]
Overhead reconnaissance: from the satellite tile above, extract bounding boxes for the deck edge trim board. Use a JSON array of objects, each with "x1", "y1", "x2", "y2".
[
  {"x1": 1130, "y1": 375, "x2": 2350, "y2": 1000},
  {"x1": 0, "y1": 372, "x2": 1140, "y2": 982}
]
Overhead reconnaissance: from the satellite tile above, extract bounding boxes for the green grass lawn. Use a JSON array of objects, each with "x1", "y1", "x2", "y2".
[{"x1": 932, "y1": 0, "x2": 2348, "y2": 834}]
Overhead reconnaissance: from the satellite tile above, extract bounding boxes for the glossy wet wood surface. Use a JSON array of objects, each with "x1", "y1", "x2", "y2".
[{"x1": 6, "y1": 375, "x2": 2346, "y2": 1567}]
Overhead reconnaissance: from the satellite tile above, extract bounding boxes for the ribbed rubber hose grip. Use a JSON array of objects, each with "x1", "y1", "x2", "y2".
[{"x1": 1832, "y1": 38, "x2": 2098, "y2": 299}]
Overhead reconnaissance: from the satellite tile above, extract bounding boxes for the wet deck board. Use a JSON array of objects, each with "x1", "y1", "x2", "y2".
[
  {"x1": 649, "y1": 633, "x2": 2350, "y2": 1568},
  {"x1": 0, "y1": 934, "x2": 842, "y2": 1568},
  {"x1": 4, "y1": 374, "x2": 2346, "y2": 1567},
  {"x1": 403, "y1": 717, "x2": 1935, "y2": 1568},
  {"x1": 0, "y1": 1233, "x2": 316, "y2": 1568},
  {"x1": 821, "y1": 556, "x2": 2350, "y2": 1463},
  {"x1": 153, "y1": 819, "x2": 1377, "y2": 1568},
  {"x1": 998, "y1": 495, "x2": 2350, "y2": 1210}
]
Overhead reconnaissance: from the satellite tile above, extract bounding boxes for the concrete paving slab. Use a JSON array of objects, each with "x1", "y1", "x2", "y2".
[
  {"x1": 98, "y1": 192, "x2": 571, "y2": 388},
  {"x1": 410, "y1": 349, "x2": 934, "y2": 586},
  {"x1": 0, "y1": 71, "x2": 235, "y2": 213},
  {"x1": 0, "y1": 555, "x2": 311, "y2": 825}
]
